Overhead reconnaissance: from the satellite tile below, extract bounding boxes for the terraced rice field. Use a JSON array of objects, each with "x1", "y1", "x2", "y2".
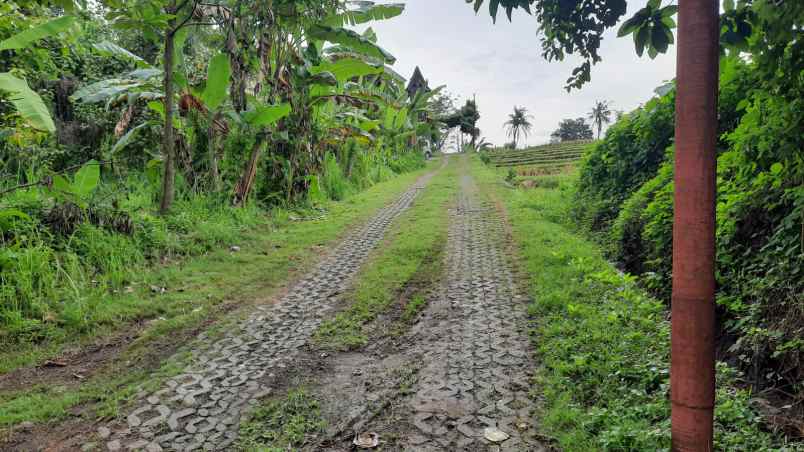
[{"x1": 485, "y1": 140, "x2": 595, "y2": 175}]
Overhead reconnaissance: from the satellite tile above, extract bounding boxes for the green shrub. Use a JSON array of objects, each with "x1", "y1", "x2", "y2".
[
  {"x1": 350, "y1": 152, "x2": 375, "y2": 190},
  {"x1": 72, "y1": 223, "x2": 143, "y2": 286},
  {"x1": 574, "y1": 57, "x2": 803, "y2": 394},
  {"x1": 0, "y1": 139, "x2": 426, "y2": 345},
  {"x1": 474, "y1": 159, "x2": 793, "y2": 451},
  {"x1": 0, "y1": 243, "x2": 57, "y2": 324},
  {"x1": 574, "y1": 58, "x2": 756, "y2": 236},
  {"x1": 321, "y1": 152, "x2": 349, "y2": 201},
  {"x1": 388, "y1": 152, "x2": 425, "y2": 174},
  {"x1": 370, "y1": 163, "x2": 395, "y2": 184},
  {"x1": 573, "y1": 93, "x2": 675, "y2": 233},
  {"x1": 611, "y1": 161, "x2": 674, "y2": 296}
]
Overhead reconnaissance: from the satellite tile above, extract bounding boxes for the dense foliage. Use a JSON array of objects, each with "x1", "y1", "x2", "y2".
[
  {"x1": 573, "y1": 54, "x2": 803, "y2": 428},
  {"x1": 475, "y1": 159, "x2": 792, "y2": 451},
  {"x1": 442, "y1": 98, "x2": 481, "y2": 149},
  {"x1": 0, "y1": 0, "x2": 443, "y2": 342},
  {"x1": 551, "y1": 117, "x2": 593, "y2": 142}
]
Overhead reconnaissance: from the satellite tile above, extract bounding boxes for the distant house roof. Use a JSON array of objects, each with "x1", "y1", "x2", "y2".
[{"x1": 406, "y1": 66, "x2": 430, "y2": 98}]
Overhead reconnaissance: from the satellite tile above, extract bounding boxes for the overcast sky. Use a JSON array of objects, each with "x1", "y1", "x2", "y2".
[{"x1": 356, "y1": 0, "x2": 676, "y2": 148}]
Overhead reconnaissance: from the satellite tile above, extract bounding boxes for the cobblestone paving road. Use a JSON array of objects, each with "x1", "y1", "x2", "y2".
[
  {"x1": 396, "y1": 170, "x2": 543, "y2": 451},
  {"x1": 100, "y1": 167, "x2": 440, "y2": 452}
]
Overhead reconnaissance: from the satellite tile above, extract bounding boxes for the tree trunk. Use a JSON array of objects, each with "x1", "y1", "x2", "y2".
[
  {"x1": 225, "y1": 22, "x2": 247, "y2": 113},
  {"x1": 670, "y1": 0, "x2": 719, "y2": 449},
  {"x1": 208, "y1": 112, "x2": 221, "y2": 191},
  {"x1": 233, "y1": 137, "x2": 265, "y2": 206},
  {"x1": 159, "y1": 10, "x2": 177, "y2": 215}
]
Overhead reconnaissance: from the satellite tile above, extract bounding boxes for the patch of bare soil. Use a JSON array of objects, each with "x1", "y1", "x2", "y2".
[
  {"x1": 0, "y1": 323, "x2": 145, "y2": 394},
  {"x1": 1, "y1": 414, "x2": 97, "y2": 452}
]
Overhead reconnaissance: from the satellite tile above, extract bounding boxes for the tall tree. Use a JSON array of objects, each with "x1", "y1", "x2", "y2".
[
  {"x1": 503, "y1": 106, "x2": 533, "y2": 148},
  {"x1": 551, "y1": 117, "x2": 593, "y2": 142},
  {"x1": 442, "y1": 99, "x2": 480, "y2": 150},
  {"x1": 106, "y1": 0, "x2": 210, "y2": 214},
  {"x1": 430, "y1": 90, "x2": 457, "y2": 150},
  {"x1": 588, "y1": 100, "x2": 612, "y2": 139}
]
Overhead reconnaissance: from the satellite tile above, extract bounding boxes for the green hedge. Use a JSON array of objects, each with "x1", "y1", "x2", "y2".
[{"x1": 574, "y1": 57, "x2": 803, "y2": 399}]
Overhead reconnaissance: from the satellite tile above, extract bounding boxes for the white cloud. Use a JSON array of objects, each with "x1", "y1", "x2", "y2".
[{"x1": 356, "y1": 0, "x2": 676, "y2": 147}]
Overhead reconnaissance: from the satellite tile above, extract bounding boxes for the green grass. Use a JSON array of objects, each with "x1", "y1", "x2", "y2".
[
  {"x1": 313, "y1": 159, "x2": 457, "y2": 350},
  {"x1": 471, "y1": 156, "x2": 797, "y2": 451},
  {"x1": 237, "y1": 388, "x2": 326, "y2": 451},
  {"x1": 0, "y1": 350, "x2": 188, "y2": 429},
  {"x1": 0, "y1": 152, "x2": 428, "y2": 346},
  {"x1": 401, "y1": 294, "x2": 428, "y2": 323},
  {"x1": 0, "y1": 161, "x2": 438, "y2": 430}
]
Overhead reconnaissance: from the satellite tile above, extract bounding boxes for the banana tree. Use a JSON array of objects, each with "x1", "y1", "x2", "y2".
[
  {"x1": 70, "y1": 55, "x2": 164, "y2": 167},
  {"x1": 199, "y1": 53, "x2": 230, "y2": 190},
  {"x1": 231, "y1": 102, "x2": 292, "y2": 205},
  {"x1": 0, "y1": 15, "x2": 79, "y2": 133},
  {"x1": 72, "y1": 39, "x2": 232, "y2": 189},
  {"x1": 104, "y1": 0, "x2": 221, "y2": 214}
]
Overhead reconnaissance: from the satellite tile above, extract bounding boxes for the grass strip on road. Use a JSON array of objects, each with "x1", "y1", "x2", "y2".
[
  {"x1": 313, "y1": 159, "x2": 457, "y2": 351},
  {"x1": 237, "y1": 388, "x2": 326, "y2": 451}
]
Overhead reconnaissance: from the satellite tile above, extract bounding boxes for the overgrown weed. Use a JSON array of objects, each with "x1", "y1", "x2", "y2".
[{"x1": 238, "y1": 388, "x2": 326, "y2": 451}]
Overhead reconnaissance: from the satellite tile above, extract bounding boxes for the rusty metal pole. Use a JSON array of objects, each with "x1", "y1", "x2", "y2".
[{"x1": 671, "y1": 0, "x2": 719, "y2": 450}]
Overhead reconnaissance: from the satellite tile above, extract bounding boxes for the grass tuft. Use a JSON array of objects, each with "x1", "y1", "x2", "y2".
[{"x1": 238, "y1": 388, "x2": 326, "y2": 451}]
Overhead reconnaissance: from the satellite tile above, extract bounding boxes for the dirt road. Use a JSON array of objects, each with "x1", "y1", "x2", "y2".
[{"x1": 99, "y1": 156, "x2": 543, "y2": 451}]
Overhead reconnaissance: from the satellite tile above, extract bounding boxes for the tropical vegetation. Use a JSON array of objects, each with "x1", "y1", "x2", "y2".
[
  {"x1": 503, "y1": 106, "x2": 532, "y2": 148},
  {"x1": 588, "y1": 100, "x2": 612, "y2": 139},
  {"x1": 470, "y1": 0, "x2": 803, "y2": 448},
  {"x1": 0, "y1": 0, "x2": 444, "y2": 344},
  {"x1": 573, "y1": 57, "x2": 803, "y2": 423},
  {"x1": 551, "y1": 117, "x2": 594, "y2": 142}
]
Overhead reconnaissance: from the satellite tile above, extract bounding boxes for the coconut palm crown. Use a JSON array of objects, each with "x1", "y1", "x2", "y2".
[
  {"x1": 588, "y1": 100, "x2": 613, "y2": 139},
  {"x1": 503, "y1": 106, "x2": 533, "y2": 148}
]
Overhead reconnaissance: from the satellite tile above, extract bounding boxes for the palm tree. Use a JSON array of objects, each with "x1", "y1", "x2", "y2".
[
  {"x1": 588, "y1": 100, "x2": 613, "y2": 139},
  {"x1": 503, "y1": 106, "x2": 533, "y2": 148}
]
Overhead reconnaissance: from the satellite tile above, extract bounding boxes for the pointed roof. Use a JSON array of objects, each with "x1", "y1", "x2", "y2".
[{"x1": 406, "y1": 66, "x2": 430, "y2": 98}]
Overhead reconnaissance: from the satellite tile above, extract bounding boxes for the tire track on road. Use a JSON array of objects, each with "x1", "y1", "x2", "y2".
[{"x1": 100, "y1": 162, "x2": 443, "y2": 452}]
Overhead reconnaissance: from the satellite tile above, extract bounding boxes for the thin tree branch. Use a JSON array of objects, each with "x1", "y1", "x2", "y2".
[
  {"x1": 0, "y1": 181, "x2": 42, "y2": 198},
  {"x1": 173, "y1": 0, "x2": 200, "y2": 32},
  {"x1": 175, "y1": 0, "x2": 193, "y2": 15}
]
